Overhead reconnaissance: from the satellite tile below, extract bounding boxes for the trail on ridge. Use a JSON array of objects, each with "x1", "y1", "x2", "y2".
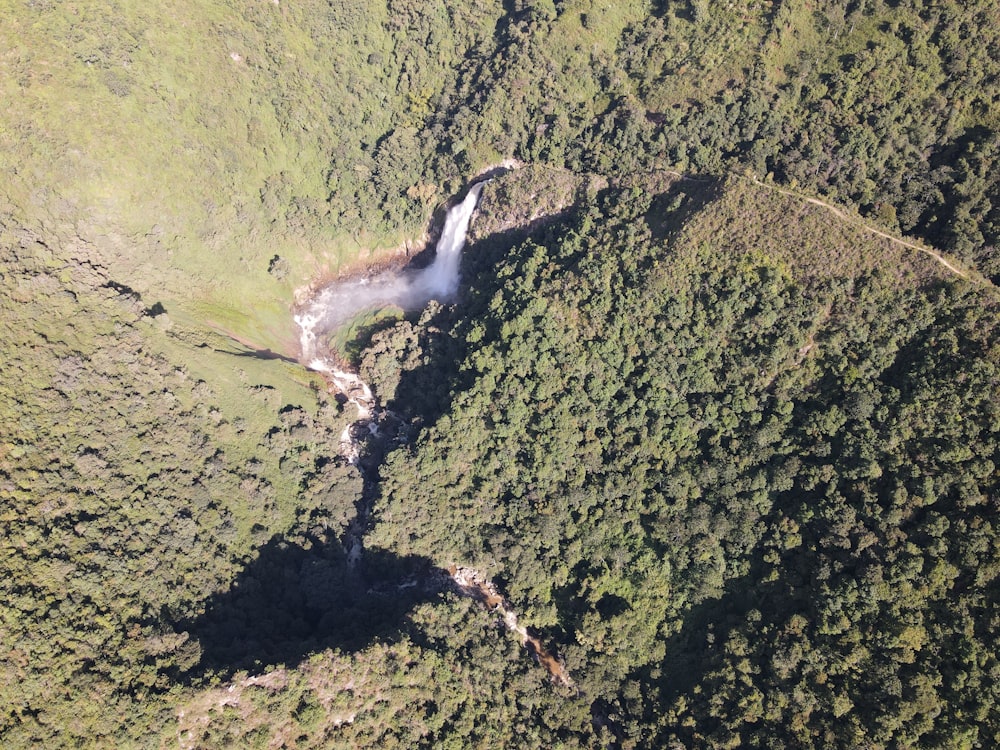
[{"x1": 747, "y1": 176, "x2": 974, "y2": 280}]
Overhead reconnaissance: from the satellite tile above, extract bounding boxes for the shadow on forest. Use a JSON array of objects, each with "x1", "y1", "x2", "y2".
[
  {"x1": 388, "y1": 176, "x2": 721, "y2": 432},
  {"x1": 182, "y1": 176, "x2": 567, "y2": 688},
  {"x1": 386, "y1": 207, "x2": 576, "y2": 431},
  {"x1": 650, "y1": 524, "x2": 825, "y2": 714},
  {"x1": 645, "y1": 176, "x2": 719, "y2": 242},
  {"x1": 651, "y1": 572, "x2": 789, "y2": 710},
  {"x1": 174, "y1": 531, "x2": 452, "y2": 681},
  {"x1": 342, "y1": 314, "x2": 407, "y2": 366}
]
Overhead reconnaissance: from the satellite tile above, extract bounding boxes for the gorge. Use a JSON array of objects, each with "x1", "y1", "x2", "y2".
[
  {"x1": 295, "y1": 181, "x2": 485, "y2": 371},
  {"x1": 293, "y1": 178, "x2": 570, "y2": 684}
]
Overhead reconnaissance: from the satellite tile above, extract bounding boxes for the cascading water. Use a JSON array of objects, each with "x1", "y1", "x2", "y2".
[
  {"x1": 294, "y1": 181, "x2": 485, "y2": 461},
  {"x1": 293, "y1": 177, "x2": 570, "y2": 684},
  {"x1": 295, "y1": 181, "x2": 485, "y2": 351},
  {"x1": 407, "y1": 181, "x2": 484, "y2": 301}
]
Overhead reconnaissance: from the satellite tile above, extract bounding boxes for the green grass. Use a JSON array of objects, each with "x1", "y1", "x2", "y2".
[
  {"x1": 672, "y1": 176, "x2": 955, "y2": 289},
  {"x1": 0, "y1": 0, "x2": 501, "y2": 347},
  {"x1": 330, "y1": 305, "x2": 406, "y2": 364}
]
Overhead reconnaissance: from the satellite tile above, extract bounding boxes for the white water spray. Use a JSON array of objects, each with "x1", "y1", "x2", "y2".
[
  {"x1": 290, "y1": 177, "x2": 569, "y2": 682},
  {"x1": 296, "y1": 182, "x2": 484, "y2": 347},
  {"x1": 293, "y1": 182, "x2": 485, "y2": 459},
  {"x1": 408, "y1": 182, "x2": 484, "y2": 301}
]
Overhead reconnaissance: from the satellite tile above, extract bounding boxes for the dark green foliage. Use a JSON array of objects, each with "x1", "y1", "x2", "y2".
[
  {"x1": 0, "y1": 225, "x2": 361, "y2": 746},
  {"x1": 2, "y1": 0, "x2": 1000, "y2": 746},
  {"x1": 425, "y1": 0, "x2": 1000, "y2": 275},
  {"x1": 372, "y1": 180, "x2": 1000, "y2": 747}
]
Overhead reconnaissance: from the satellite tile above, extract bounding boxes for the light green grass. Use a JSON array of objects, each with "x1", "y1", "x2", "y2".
[{"x1": 0, "y1": 0, "x2": 501, "y2": 347}]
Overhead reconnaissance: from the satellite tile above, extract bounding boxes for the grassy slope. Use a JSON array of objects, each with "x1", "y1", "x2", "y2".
[
  {"x1": 0, "y1": 220, "x2": 364, "y2": 744},
  {"x1": 673, "y1": 176, "x2": 957, "y2": 288},
  {"x1": 0, "y1": 0, "x2": 501, "y2": 350},
  {"x1": 4, "y1": 0, "x2": 994, "y2": 350}
]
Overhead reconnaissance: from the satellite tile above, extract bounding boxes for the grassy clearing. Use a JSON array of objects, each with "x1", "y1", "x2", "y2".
[
  {"x1": 330, "y1": 306, "x2": 406, "y2": 365},
  {"x1": 669, "y1": 176, "x2": 954, "y2": 289}
]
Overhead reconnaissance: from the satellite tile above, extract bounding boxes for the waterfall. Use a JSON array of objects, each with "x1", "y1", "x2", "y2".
[
  {"x1": 294, "y1": 182, "x2": 485, "y2": 353},
  {"x1": 292, "y1": 182, "x2": 485, "y2": 561},
  {"x1": 407, "y1": 181, "x2": 484, "y2": 302},
  {"x1": 290, "y1": 176, "x2": 570, "y2": 683},
  {"x1": 293, "y1": 181, "x2": 485, "y2": 459}
]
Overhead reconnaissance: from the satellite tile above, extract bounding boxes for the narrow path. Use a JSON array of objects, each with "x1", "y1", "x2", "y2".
[
  {"x1": 747, "y1": 176, "x2": 972, "y2": 279},
  {"x1": 663, "y1": 167, "x2": 981, "y2": 282}
]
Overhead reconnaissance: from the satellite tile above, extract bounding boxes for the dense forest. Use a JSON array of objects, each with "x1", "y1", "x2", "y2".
[
  {"x1": 1, "y1": 0, "x2": 998, "y2": 747},
  {"x1": 372, "y1": 175, "x2": 1000, "y2": 747}
]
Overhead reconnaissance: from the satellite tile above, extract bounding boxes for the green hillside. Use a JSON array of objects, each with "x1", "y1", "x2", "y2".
[
  {"x1": 1, "y1": 0, "x2": 502, "y2": 349},
  {"x1": 371, "y1": 175, "x2": 999, "y2": 747},
  {"x1": 1, "y1": 0, "x2": 999, "y2": 747}
]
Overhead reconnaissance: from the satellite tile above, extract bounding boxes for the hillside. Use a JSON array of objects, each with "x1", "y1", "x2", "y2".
[
  {"x1": 1, "y1": 0, "x2": 999, "y2": 747},
  {"x1": 370, "y1": 174, "x2": 999, "y2": 747},
  {"x1": 0, "y1": 0, "x2": 502, "y2": 349}
]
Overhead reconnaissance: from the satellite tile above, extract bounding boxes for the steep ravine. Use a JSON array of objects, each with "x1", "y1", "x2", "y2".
[{"x1": 293, "y1": 182, "x2": 571, "y2": 686}]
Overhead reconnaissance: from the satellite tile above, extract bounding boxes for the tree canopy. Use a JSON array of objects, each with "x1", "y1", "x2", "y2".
[{"x1": 1, "y1": 0, "x2": 998, "y2": 747}]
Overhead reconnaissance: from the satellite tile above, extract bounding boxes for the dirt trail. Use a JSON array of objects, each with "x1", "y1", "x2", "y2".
[
  {"x1": 662, "y1": 168, "x2": 979, "y2": 281},
  {"x1": 748, "y1": 176, "x2": 972, "y2": 279}
]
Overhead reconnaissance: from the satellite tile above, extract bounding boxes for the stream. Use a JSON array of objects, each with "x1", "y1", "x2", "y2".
[{"x1": 293, "y1": 181, "x2": 571, "y2": 686}]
